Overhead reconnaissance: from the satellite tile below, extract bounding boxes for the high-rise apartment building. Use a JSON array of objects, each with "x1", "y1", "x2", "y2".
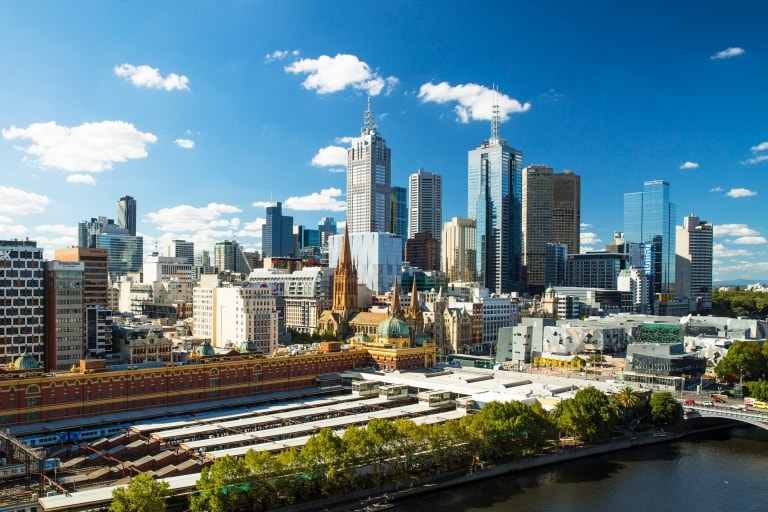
[
  {"x1": 262, "y1": 202, "x2": 294, "y2": 258},
  {"x1": 167, "y1": 240, "x2": 194, "y2": 265},
  {"x1": 214, "y1": 240, "x2": 250, "y2": 274},
  {"x1": 390, "y1": 186, "x2": 408, "y2": 241},
  {"x1": 117, "y1": 195, "x2": 137, "y2": 236},
  {"x1": 675, "y1": 215, "x2": 713, "y2": 312},
  {"x1": 408, "y1": 169, "x2": 442, "y2": 241},
  {"x1": 0, "y1": 240, "x2": 45, "y2": 365},
  {"x1": 441, "y1": 217, "x2": 477, "y2": 282},
  {"x1": 467, "y1": 104, "x2": 523, "y2": 294},
  {"x1": 346, "y1": 98, "x2": 391, "y2": 233},
  {"x1": 77, "y1": 216, "x2": 143, "y2": 279},
  {"x1": 55, "y1": 247, "x2": 109, "y2": 308},
  {"x1": 522, "y1": 166, "x2": 581, "y2": 294},
  {"x1": 44, "y1": 261, "x2": 84, "y2": 371},
  {"x1": 624, "y1": 180, "x2": 677, "y2": 305}
]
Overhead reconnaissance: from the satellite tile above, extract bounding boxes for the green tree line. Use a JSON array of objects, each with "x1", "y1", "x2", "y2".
[{"x1": 712, "y1": 289, "x2": 768, "y2": 318}]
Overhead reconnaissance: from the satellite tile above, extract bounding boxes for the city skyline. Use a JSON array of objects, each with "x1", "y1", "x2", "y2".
[{"x1": 1, "y1": 2, "x2": 767, "y2": 283}]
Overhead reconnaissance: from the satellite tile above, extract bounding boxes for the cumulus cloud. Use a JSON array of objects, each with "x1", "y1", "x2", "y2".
[
  {"x1": 145, "y1": 202, "x2": 242, "y2": 232},
  {"x1": 252, "y1": 201, "x2": 275, "y2": 209},
  {"x1": 714, "y1": 224, "x2": 759, "y2": 237},
  {"x1": 285, "y1": 53, "x2": 398, "y2": 95},
  {"x1": 283, "y1": 188, "x2": 346, "y2": 211},
  {"x1": 335, "y1": 136, "x2": 354, "y2": 145},
  {"x1": 175, "y1": 138, "x2": 195, "y2": 149},
  {"x1": 710, "y1": 47, "x2": 745, "y2": 60},
  {"x1": 311, "y1": 145, "x2": 348, "y2": 167},
  {"x1": 710, "y1": 187, "x2": 723, "y2": 192},
  {"x1": 751, "y1": 141, "x2": 768, "y2": 152},
  {"x1": 726, "y1": 188, "x2": 757, "y2": 198},
  {"x1": 2, "y1": 120, "x2": 157, "y2": 173},
  {"x1": 580, "y1": 232, "x2": 602, "y2": 246},
  {"x1": 680, "y1": 161, "x2": 699, "y2": 169},
  {"x1": 0, "y1": 186, "x2": 50, "y2": 214},
  {"x1": 713, "y1": 243, "x2": 752, "y2": 258},
  {"x1": 114, "y1": 63, "x2": 190, "y2": 91},
  {"x1": 742, "y1": 154, "x2": 768, "y2": 165},
  {"x1": 0, "y1": 220, "x2": 27, "y2": 237},
  {"x1": 66, "y1": 174, "x2": 96, "y2": 185},
  {"x1": 418, "y1": 82, "x2": 531, "y2": 123},
  {"x1": 265, "y1": 49, "x2": 299, "y2": 63},
  {"x1": 733, "y1": 236, "x2": 767, "y2": 245}
]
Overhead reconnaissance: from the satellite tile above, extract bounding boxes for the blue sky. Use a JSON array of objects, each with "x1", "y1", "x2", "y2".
[{"x1": 1, "y1": 1, "x2": 766, "y2": 283}]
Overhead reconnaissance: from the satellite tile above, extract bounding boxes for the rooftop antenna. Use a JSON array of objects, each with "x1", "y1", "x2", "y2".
[
  {"x1": 363, "y1": 96, "x2": 377, "y2": 134},
  {"x1": 490, "y1": 84, "x2": 501, "y2": 144}
]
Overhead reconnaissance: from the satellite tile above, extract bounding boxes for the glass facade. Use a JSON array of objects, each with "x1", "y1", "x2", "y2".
[
  {"x1": 623, "y1": 180, "x2": 677, "y2": 308},
  {"x1": 95, "y1": 233, "x2": 143, "y2": 278}
]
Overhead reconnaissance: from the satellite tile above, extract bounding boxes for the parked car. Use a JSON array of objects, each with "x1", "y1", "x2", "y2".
[
  {"x1": 700, "y1": 401, "x2": 714, "y2": 407},
  {"x1": 730, "y1": 404, "x2": 746, "y2": 410},
  {"x1": 712, "y1": 396, "x2": 726, "y2": 403}
]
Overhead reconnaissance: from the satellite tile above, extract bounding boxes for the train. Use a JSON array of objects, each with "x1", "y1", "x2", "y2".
[
  {"x1": 19, "y1": 424, "x2": 127, "y2": 448},
  {"x1": 0, "y1": 458, "x2": 60, "y2": 480}
]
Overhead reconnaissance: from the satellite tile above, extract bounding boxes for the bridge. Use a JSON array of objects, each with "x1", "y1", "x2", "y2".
[{"x1": 684, "y1": 405, "x2": 768, "y2": 430}]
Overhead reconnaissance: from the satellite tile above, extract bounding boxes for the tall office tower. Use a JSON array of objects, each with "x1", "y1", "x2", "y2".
[
  {"x1": 404, "y1": 232, "x2": 440, "y2": 271},
  {"x1": 55, "y1": 247, "x2": 109, "y2": 308},
  {"x1": 553, "y1": 170, "x2": 581, "y2": 255},
  {"x1": 117, "y1": 195, "x2": 137, "y2": 236},
  {"x1": 167, "y1": 240, "x2": 194, "y2": 265},
  {"x1": 262, "y1": 202, "x2": 294, "y2": 258},
  {"x1": 214, "y1": 240, "x2": 250, "y2": 274},
  {"x1": 544, "y1": 243, "x2": 567, "y2": 287},
  {"x1": 0, "y1": 240, "x2": 45, "y2": 365},
  {"x1": 390, "y1": 186, "x2": 408, "y2": 241},
  {"x1": 195, "y1": 249, "x2": 211, "y2": 267},
  {"x1": 346, "y1": 98, "x2": 391, "y2": 233},
  {"x1": 522, "y1": 165, "x2": 554, "y2": 295},
  {"x1": 78, "y1": 216, "x2": 128, "y2": 247},
  {"x1": 467, "y1": 103, "x2": 523, "y2": 294},
  {"x1": 45, "y1": 261, "x2": 84, "y2": 371},
  {"x1": 623, "y1": 180, "x2": 677, "y2": 307},
  {"x1": 675, "y1": 215, "x2": 713, "y2": 312},
  {"x1": 318, "y1": 217, "x2": 337, "y2": 246},
  {"x1": 94, "y1": 233, "x2": 143, "y2": 278},
  {"x1": 441, "y1": 217, "x2": 477, "y2": 282},
  {"x1": 408, "y1": 169, "x2": 442, "y2": 241}
]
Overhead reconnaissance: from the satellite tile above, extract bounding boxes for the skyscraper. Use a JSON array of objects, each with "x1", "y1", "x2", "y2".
[
  {"x1": 262, "y1": 202, "x2": 294, "y2": 258},
  {"x1": 214, "y1": 240, "x2": 248, "y2": 274},
  {"x1": 553, "y1": 170, "x2": 580, "y2": 255},
  {"x1": 408, "y1": 169, "x2": 442, "y2": 241},
  {"x1": 390, "y1": 186, "x2": 408, "y2": 241},
  {"x1": 467, "y1": 103, "x2": 523, "y2": 294},
  {"x1": 624, "y1": 180, "x2": 677, "y2": 306},
  {"x1": 318, "y1": 217, "x2": 337, "y2": 246},
  {"x1": 117, "y1": 195, "x2": 137, "y2": 236},
  {"x1": 346, "y1": 98, "x2": 391, "y2": 233},
  {"x1": 675, "y1": 215, "x2": 713, "y2": 312},
  {"x1": 55, "y1": 247, "x2": 109, "y2": 308},
  {"x1": 167, "y1": 240, "x2": 195, "y2": 265},
  {"x1": 441, "y1": 217, "x2": 477, "y2": 282}
]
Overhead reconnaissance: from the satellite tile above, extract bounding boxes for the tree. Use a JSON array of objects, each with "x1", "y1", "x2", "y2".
[
  {"x1": 714, "y1": 340, "x2": 768, "y2": 383},
  {"x1": 552, "y1": 387, "x2": 620, "y2": 444},
  {"x1": 746, "y1": 380, "x2": 768, "y2": 401},
  {"x1": 649, "y1": 392, "x2": 682, "y2": 427},
  {"x1": 110, "y1": 472, "x2": 170, "y2": 512},
  {"x1": 614, "y1": 386, "x2": 641, "y2": 427}
]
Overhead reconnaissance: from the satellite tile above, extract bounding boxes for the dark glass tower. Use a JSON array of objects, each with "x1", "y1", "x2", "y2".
[{"x1": 117, "y1": 195, "x2": 137, "y2": 236}]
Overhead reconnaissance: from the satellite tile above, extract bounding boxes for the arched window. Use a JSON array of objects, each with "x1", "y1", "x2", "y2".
[{"x1": 26, "y1": 384, "x2": 41, "y2": 394}]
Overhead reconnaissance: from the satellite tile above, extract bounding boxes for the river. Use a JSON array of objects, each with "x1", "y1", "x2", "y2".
[{"x1": 392, "y1": 426, "x2": 768, "y2": 512}]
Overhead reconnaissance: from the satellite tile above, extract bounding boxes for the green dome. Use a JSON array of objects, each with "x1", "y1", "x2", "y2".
[
  {"x1": 376, "y1": 314, "x2": 409, "y2": 340},
  {"x1": 238, "y1": 339, "x2": 258, "y2": 353},
  {"x1": 414, "y1": 332, "x2": 432, "y2": 347},
  {"x1": 352, "y1": 332, "x2": 372, "y2": 343},
  {"x1": 194, "y1": 340, "x2": 216, "y2": 356},
  {"x1": 13, "y1": 351, "x2": 40, "y2": 370}
]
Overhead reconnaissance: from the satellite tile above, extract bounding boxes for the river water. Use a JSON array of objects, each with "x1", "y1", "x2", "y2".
[{"x1": 393, "y1": 427, "x2": 768, "y2": 512}]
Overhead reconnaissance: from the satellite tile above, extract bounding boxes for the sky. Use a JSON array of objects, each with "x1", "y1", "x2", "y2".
[{"x1": 1, "y1": 1, "x2": 767, "y2": 284}]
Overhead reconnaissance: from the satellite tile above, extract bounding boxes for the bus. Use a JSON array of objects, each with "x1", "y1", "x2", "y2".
[{"x1": 447, "y1": 354, "x2": 494, "y2": 369}]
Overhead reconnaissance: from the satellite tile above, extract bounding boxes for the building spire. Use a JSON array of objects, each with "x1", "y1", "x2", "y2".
[
  {"x1": 363, "y1": 96, "x2": 377, "y2": 135},
  {"x1": 408, "y1": 276, "x2": 419, "y2": 317},
  {"x1": 490, "y1": 84, "x2": 501, "y2": 144},
  {"x1": 339, "y1": 225, "x2": 352, "y2": 271},
  {"x1": 391, "y1": 279, "x2": 400, "y2": 316}
]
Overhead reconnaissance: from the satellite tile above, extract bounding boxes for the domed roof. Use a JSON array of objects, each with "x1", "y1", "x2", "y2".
[
  {"x1": 238, "y1": 339, "x2": 258, "y2": 353},
  {"x1": 414, "y1": 332, "x2": 432, "y2": 347},
  {"x1": 13, "y1": 351, "x2": 40, "y2": 370},
  {"x1": 194, "y1": 340, "x2": 216, "y2": 356},
  {"x1": 376, "y1": 313, "x2": 410, "y2": 340},
  {"x1": 544, "y1": 284, "x2": 556, "y2": 297},
  {"x1": 352, "y1": 332, "x2": 372, "y2": 344}
]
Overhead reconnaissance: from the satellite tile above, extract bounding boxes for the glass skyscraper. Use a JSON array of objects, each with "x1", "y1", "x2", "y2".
[
  {"x1": 623, "y1": 180, "x2": 677, "y2": 308},
  {"x1": 117, "y1": 195, "x2": 137, "y2": 236},
  {"x1": 467, "y1": 106, "x2": 523, "y2": 294},
  {"x1": 390, "y1": 186, "x2": 408, "y2": 242}
]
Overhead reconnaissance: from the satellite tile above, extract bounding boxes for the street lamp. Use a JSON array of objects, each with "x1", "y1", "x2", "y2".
[{"x1": 681, "y1": 376, "x2": 685, "y2": 399}]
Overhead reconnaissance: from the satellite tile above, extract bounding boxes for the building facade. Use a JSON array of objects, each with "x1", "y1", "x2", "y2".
[
  {"x1": 408, "y1": 168, "x2": 442, "y2": 241},
  {"x1": 404, "y1": 232, "x2": 440, "y2": 272},
  {"x1": 116, "y1": 195, "x2": 137, "y2": 236},
  {"x1": 328, "y1": 232, "x2": 402, "y2": 294},
  {"x1": 467, "y1": 105, "x2": 523, "y2": 294},
  {"x1": 552, "y1": 171, "x2": 581, "y2": 255},
  {"x1": 675, "y1": 214, "x2": 713, "y2": 312},
  {"x1": 346, "y1": 98, "x2": 392, "y2": 234},
  {"x1": 522, "y1": 165, "x2": 554, "y2": 294},
  {"x1": 54, "y1": 247, "x2": 109, "y2": 308},
  {"x1": 167, "y1": 240, "x2": 194, "y2": 265},
  {"x1": 263, "y1": 202, "x2": 294, "y2": 258},
  {"x1": 44, "y1": 261, "x2": 84, "y2": 372},
  {"x1": 441, "y1": 217, "x2": 477, "y2": 282},
  {"x1": 390, "y1": 186, "x2": 408, "y2": 243}
]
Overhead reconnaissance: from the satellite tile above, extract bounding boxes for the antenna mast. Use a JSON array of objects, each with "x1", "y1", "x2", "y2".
[
  {"x1": 363, "y1": 96, "x2": 376, "y2": 134},
  {"x1": 490, "y1": 84, "x2": 501, "y2": 143}
]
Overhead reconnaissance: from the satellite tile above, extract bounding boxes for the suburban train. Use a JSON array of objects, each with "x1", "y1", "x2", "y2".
[
  {"x1": 0, "y1": 458, "x2": 60, "y2": 480},
  {"x1": 20, "y1": 424, "x2": 127, "y2": 448}
]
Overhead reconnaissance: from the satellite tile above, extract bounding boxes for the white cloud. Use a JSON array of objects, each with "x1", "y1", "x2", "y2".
[
  {"x1": 710, "y1": 187, "x2": 723, "y2": 192},
  {"x1": 418, "y1": 82, "x2": 531, "y2": 123},
  {"x1": 580, "y1": 223, "x2": 592, "y2": 228},
  {"x1": 283, "y1": 188, "x2": 346, "y2": 211},
  {"x1": 0, "y1": 186, "x2": 50, "y2": 215},
  {"x1": 580, "y1": 232, "x2": 602, "y2": 245},
  {"x1": 234, "y1": 217, "x2": 266, "y2": 239},
  {"x1": 335, "y1": 136, "x2": 354, "y2": 144},
  {"x1": 114, "y1": 63, "x2": 190, "y2": 91},
  {"x1": 0, "y1": 221, "x2": 27, "y2": 236},
  {"x1": 733, "y1": 236, "x2": 767, "y2": 245},
  {"x1": 145, "y1": 202, "x2": 242, "y2": 232},
  {"x1": 750, "y1": 141, "x2": 768, "y2": 152},
  {"x1": 265, "y1": 50, "x2": 300, "y2": 63},
  {"x1": 710, "y1": 47, "x2": 745, "y2": 60},
  {"x1": 726, "y1": 188, "x2": 757, "y2": 198},
  {"x1": 680, "y1": 161, "x2": 699, "y2": 169},
  {"x1": 175, "y1": 138, "x2": 195, "y2": 149},
  {"x1": 66, "y1": 174, "x2": 96, "y2": 185},
  {"x1": 2, "y1": 120, "x2": 157, "y2": 173},
  {"x1": 285, "y1": 53, "x2": 398, "y2": 95},
  {"x1": 714, "y1": 224, "x2": 759, "y2": 237},
  {"x1": 713, "y1": 243, "x2": 752, "y2": 258},
  {"x1": 742, "y1": 154, "x2": 768, "y2": 165},
  {"x1": 328, "y1": 168, "x2": 345, "y2": 174},
  {"x1": 311, "y1": 145, "x2": 348, "y2": 167}
]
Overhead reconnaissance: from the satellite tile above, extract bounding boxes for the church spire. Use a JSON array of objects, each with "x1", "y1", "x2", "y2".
[
  {"x1": 391, "y1": 279, "x2": 400, "y2": 316},
  {"x1": 339, "y1": 225, "x2": 353, "y2": 272},
  {"x1": 408, "y1": 276, "x2": 419, "y2": 317}
]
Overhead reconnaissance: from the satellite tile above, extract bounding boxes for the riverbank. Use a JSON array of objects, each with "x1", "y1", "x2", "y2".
[{"x1": 278, "y1": 423, "x2": 737, "y2": 512}]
